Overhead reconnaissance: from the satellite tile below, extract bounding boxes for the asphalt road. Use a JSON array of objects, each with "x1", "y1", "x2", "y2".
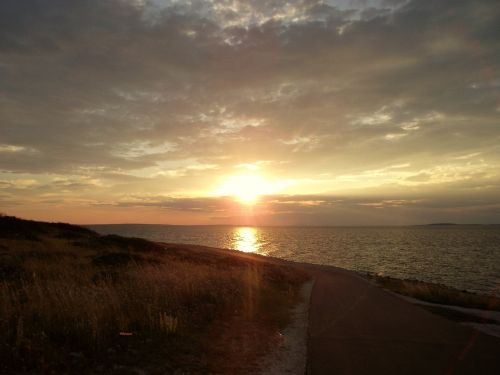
[{"x1": 303, "y1": 264, "x2": 500, "y2": 375}]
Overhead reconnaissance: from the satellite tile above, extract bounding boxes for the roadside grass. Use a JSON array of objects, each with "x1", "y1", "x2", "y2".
[
  {"x1": 365, "y1": 273, "x2": 500, "y2": 312},
  {"x1": 0, "y1": 216, "x2": 307, "y2": 374}
]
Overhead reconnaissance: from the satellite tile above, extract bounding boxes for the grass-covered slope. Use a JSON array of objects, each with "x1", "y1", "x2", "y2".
[
  {"x1": 0, "y1": 215, "x2": 307, "y2": 374},
  {"x1": 365, "y1": 273, "x2": 500, "y2": 312}
]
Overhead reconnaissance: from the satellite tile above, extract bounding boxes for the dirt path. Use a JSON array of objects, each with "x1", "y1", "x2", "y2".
[{"x1": 301, "y1": 264, "x2": 500, "y2": 375}]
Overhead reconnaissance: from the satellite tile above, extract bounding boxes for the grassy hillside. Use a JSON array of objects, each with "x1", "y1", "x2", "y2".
[{"x1": 0, "y1": 215, "x2": 307, "y2": 374}]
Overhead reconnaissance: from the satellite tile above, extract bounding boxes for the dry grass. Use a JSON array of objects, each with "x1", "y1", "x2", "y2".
[
  {"x1": 0, "y1": 216, "x2": 307, "y2": 374},
  {"x1": 365, "y1": 273, "x2": 500, "y2": 312}
]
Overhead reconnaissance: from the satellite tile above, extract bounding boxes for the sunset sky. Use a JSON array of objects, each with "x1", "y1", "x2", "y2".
[{"x1": 1, "y1": 0, "x2": 499, "y2": 225}]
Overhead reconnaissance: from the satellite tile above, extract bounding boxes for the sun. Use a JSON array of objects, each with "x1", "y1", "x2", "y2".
[{"x1": 216, "y1": 173, "x2": 273, "y2": 205}]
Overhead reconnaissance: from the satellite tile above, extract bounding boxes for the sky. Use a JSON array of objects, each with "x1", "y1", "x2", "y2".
[{"x1": 0, "y1": 0, "x2": 499, "y2": 225}]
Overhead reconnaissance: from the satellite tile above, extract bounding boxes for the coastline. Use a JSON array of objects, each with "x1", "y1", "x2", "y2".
[
  {"x1": 87, "y1": 223, "x2": 500, "y2": 298},
  {"x1": 173, "y1": 242, "x2": 500, "y2": 372},
  {"x1": 2, "y1": 216, "x2": 500, "y2": 374}
]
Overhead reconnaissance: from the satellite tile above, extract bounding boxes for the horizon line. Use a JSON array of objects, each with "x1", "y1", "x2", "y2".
[{"x1": 83, "y1": 223, "x2": 500, "y2": 227}]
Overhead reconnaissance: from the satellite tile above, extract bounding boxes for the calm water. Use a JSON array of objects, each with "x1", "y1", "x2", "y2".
[{"x1": 87, "y1": 225, "x2": 500, "y2": 296}]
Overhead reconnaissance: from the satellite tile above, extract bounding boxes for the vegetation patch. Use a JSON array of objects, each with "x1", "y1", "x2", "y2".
[
  {"x1": 365, "y1": 273, "x2": 500, "y2": 312},
  {"x1": 91, "y1": 253, "x2": 149, "y2": 267},
  {"x1": 0, "y1": 216, "x2": 307, "y2": 374}
]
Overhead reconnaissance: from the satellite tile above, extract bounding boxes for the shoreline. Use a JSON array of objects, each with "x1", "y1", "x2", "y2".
[
  {"x1": 87, "y1": 223, "x2": 500, "y2": 299},
  {"x1": 159, "y1": 241, "x2": 500, "y2": 342},
  {"x1": 2, "y1": 216, "x2": 500, "y2": 374},
  {"x1": 159, "y1": 240, "x2": 500, "y2": 311},
  {"x1": 181, "y1": 241, "x2": 500, "y2": 330}
]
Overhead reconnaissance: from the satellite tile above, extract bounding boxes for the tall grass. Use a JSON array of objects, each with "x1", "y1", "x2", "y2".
[
  {"x1": 1, "y1": 260, "x2": 243, "y2": 353},
  {"x1": 0, "y1": 217, "x2": 307, "y2": 373}
]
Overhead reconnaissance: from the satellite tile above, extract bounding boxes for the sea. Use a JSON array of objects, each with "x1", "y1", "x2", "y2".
[{"x1": 87, "y1": 224, "x2": 500, "y2": 297}]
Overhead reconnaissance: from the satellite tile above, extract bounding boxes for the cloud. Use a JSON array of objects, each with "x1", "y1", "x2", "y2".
[{"x1": 0, "y1": 0, "x2": 499, "y2": 223}]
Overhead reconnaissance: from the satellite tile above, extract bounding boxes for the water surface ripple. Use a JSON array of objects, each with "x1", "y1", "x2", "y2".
[{"x1": 88, "y1": 225, "x2": 500, "y2": 296}]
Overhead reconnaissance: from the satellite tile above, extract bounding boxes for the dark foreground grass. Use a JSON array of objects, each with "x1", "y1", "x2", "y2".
[{"x1": 0, "y1": 216, "x2": 308, "y2": 374}]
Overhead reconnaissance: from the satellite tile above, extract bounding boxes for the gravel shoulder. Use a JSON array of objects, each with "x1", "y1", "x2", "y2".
[{"x1": 259, "y1": 280, "x2": 314, "y2": 375}]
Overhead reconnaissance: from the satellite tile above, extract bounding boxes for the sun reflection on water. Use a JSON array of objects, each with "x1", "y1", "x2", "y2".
[{"x1": 233, "y1": 227, "x2": 260, "y2": 253}]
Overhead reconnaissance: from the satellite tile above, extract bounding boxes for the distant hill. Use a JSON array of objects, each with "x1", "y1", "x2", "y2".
[
  {"x1": 426, "y1": 223, "x2": 458, "y2": 226},
  {"x1": 425, "y1": 223, "x2": 499, "y2": 226}
]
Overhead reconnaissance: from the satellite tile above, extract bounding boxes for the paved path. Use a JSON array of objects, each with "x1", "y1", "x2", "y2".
[
  {"x1": 165, "y1": 244, "x2": 500, "y2": 374},
  {"x1": 302, "y1": 264, "x2": 500, "y2": 375}
]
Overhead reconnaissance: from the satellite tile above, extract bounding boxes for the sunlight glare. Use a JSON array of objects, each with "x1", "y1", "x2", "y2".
[
  {"x1": 233, "y1": 227, "x2": 260, "y2": 253},
  {"x1": 216, "y1": 173, "x2": 275, "y2": 204}
]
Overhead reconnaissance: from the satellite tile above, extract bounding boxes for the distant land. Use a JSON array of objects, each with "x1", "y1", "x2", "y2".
[
  {"x1": 86, "y1": 223, "x2": 500, "y2": 228},
  {"x1": 424, "y1": 223, "x2": 500, "y2": 226},
  {"x1": 426, "y1": 223, "x2": 458, "y2": 226}
]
